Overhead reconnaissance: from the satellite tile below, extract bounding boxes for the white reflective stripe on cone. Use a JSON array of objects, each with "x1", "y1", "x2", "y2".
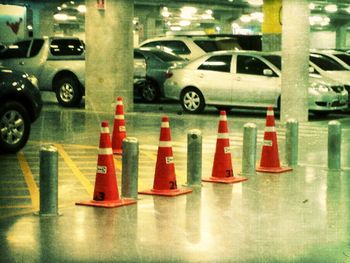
[
  {"x1": 100, "y1": 127, "x2": 110, "y2": 133},
  {"x1": 159, "y1": 141, "x2": 172, "y2": 147},
  {"x1": 217, "y1": 133, "x2": 229, "y2": 139},
  {"x1": 161, "y1": 122, "x2": 170, "y2": 128},
  {"x1": 219, "y1": 115, "x2": 227, "y2": 121},
  {"x1": 264, "y1": 126, "x2": 276, "y2": 132},
  {"x1": 99, "y1": 148, "x2": 113, "y2": 155},
  {"x1": 114, "y1": 115, "x2": 124, "y2": 120},
  {"x1": 267, "y1": 110, "x2": 274, "y2": 116},
  {"x1": 117, "y1": 101, "x2": 123, "y2": 105}
]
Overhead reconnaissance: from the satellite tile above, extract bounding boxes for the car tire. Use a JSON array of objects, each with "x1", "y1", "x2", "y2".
[
  {"x1": 180, "y1": 87, "x2": 205, "y2": 113},
  {"x1": 141, "y1": 80, "x2": 160, "y2": 102},
  {"x1": 0, "y1": 101, "x2": 30, "y2": 153},
  {"x1": 55, "y1": 77, "x2": 82, "y2": 107}
]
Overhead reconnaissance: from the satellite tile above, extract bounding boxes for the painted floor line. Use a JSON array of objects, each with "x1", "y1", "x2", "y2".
[
  {"x1": 17, "y1": 151, "x2": 39, "y2": 211},
  {"x1": 54, "y1": 144, "x2": 94, "y2": 197}
]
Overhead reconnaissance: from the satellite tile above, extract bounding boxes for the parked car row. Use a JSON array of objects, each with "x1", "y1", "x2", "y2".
[{"x1": 163, "y1": 50, "x2": 348, "y2": 116}]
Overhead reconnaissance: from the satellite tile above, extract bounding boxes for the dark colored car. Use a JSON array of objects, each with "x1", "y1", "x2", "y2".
[
  {"x1": 0, "y1": 67, "x2": 42, "y2": 153},
  {"x1": 134, "y1": 47, "x2": 186, "y2": 102}
]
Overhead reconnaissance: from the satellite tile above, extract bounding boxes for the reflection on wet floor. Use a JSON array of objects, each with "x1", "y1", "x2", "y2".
[{"x1": 1, "y1": 103, "x2": 350, "y2": 262}]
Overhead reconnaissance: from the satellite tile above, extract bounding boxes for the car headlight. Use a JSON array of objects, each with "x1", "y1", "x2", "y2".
[{"x1": 310, "y1": 82, "x2": 330, "y2": 92}]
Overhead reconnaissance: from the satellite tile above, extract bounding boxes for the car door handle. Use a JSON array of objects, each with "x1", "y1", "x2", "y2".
[
  {"x1": 235, "y1": 77, "x2": 241, "y2": 81},
  {"x1": 199, "y1": 73, "x2": 204, "y2": 78},
  {"x1": 19, "y1": 61, "x2": 24, "y2": 65}
]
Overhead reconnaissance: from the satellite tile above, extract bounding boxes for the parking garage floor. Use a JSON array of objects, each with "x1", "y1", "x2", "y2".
[{"x1": 1, "y1": 95, "x2": 350, "y2": 262}]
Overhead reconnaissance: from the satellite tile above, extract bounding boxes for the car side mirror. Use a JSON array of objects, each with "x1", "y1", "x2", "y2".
[
  {"x1": 309, "y1": 66, "x2": 315, "y2": 73},
  {"x1": 263, "y1": 69, "x2": 274, "y2": 76}
]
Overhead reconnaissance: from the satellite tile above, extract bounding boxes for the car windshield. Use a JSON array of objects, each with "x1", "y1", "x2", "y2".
[
  {"x1": 262, "y1": 55, "x2": 281, "y2": 70},
  {"x1": 310, "y1": 53, "x2": 347, "y2": 71},
  {"x1": 194, "y1": 39, "x2": 241, "y2": 52},
  {"x1": 151, "y1": 50, "x2": 185, "y2": 62},
  {"x1": 334, "y1": 53, "x2": 350, "y2": 66}
]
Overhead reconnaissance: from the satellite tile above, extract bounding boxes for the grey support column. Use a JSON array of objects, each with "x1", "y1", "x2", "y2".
[
  {"x1": 85, "y1": 0, "x2": 134, "y2": 112},
  {"x1": 187, "y1": 129, "x2": 202, "y2": 187},
  {"x1": 122, "y1": 137, "x2": 139, "y2": 199},
  {"x1": 281, "y1": 0, "x2": 310, "y2": 122},
  {"x1": 39, "y1": 145, "x2": 59, "y2": 216},
  {"x1": 262, "y1": 0, "x2": 282, "y2": 52},
  {"x1": 241, "y1": 123, "x2": 257, "y2": 175}
]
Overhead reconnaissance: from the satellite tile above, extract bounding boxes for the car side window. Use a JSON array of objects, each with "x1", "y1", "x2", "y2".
[
  {"x1": 50, "y1": 39, "x2": 84, "y2": 56},
  {"x1": 198, "y1": 55, "x2": 232, "y2": 73},
  {"x1": 0, "y1": 40, "x2": 31, "y2": 59},
  {"x1": 237, "y1": 55, "x2": 271, "y2": 75},
  {"x1": 29, "y1": 39, "x2": 44, "y2": 57}
]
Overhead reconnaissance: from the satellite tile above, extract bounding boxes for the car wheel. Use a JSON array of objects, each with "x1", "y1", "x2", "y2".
[
  {"x1": 141, "y1": 80, "x2": 160, "y2": 102},
  {"x1": 0, "y1": 101, "x2": 30, "y2": 153},
  {"x1": 55, "y1": 77, "x2": 82, "y2": 107},
  {"x1": 180, "y1": 88, "x2": 205, "y2": 113}
]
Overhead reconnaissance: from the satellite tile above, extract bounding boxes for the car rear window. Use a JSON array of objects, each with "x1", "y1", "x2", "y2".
[
  {"x1": 198, "y1": 55, "x2": 232, "y2": 72},
  {"x1": 310, "y1": 54, "x2": 346, "y2": 71},
  {"x1": 50, "y1": 39, "x2": 84, "y2": 56}
]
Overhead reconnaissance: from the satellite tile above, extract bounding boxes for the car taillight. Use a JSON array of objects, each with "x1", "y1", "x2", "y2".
[{"x1": 165, "y1": 70, "x2": 173, "y2": 79}]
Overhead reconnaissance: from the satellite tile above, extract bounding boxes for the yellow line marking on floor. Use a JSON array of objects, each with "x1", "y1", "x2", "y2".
[
  {"x1": 54, "y1": 144, "x2": 93, "y2": 196},
  {"x1": 17, "y1": 152, "x2": 39, "y2": 211},
  {"x1": 0, "y1": 204, "x2": 32, "y2": 209},
  {"x1": 113, "y1": 156, "x2": 122, "y2": 171}
]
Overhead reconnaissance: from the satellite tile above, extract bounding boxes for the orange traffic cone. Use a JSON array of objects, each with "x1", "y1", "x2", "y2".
[
  {"x1": 139, "y1": 116, "x2": 192, "y2": 196},
  {"x1": 203, "y1": 111, "x2": 247, "y2": 184},
  {"x1": 256, "y1": 106, "x2": 292, "y2": 173},
  {"x1": 76, "y1": 121, "x2": 136, "y2": 208},
  {"x1": 112, "y1": 97, "x2": 126, "y2": 155}
]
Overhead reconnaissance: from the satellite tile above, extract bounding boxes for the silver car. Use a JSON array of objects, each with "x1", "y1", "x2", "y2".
[{"x1": 164, "y1": 50, "x2": 348, "y2": 115}]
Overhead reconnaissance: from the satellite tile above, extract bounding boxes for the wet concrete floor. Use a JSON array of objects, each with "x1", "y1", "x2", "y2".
[{"x1": 1, "y1": 94, "x2": 350, "y2": 262}]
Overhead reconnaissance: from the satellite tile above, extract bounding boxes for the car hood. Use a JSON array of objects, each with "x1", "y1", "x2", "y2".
[
  {"x1": 309, "y1": 73, "x2": 345, "y2": 86},
  {"x1": 321, "y1": 70, "x2": 350, "y2": 85}
]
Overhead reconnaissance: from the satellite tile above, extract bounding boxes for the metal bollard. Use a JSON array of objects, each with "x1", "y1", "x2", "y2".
[
  {"x1": 187, "y1": 129, "x2": 202, "y2": 186},
  {"x1": 328, "y1": 120, "x2": 341, "y2": 171},
  {"x1": 122, "y1": 137, "x2": 139, "y2": 199},
  {"x1": 242, "y1": 123, "x2": 257, "y2": 175},
  {"x1": 285, "y1": 119, "x2": 299, "y2": 166},
  {"x1": 39, "y1": 145, "x2": 59, "y2": 216}
]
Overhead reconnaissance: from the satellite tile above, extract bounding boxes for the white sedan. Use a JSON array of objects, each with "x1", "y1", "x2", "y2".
[{"x1": 164, "y1": 50, "x2": 348, "y2": 115}]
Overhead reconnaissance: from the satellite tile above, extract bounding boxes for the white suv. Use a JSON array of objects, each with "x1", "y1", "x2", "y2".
[{"x1": 139, "y1": 36, "x2": 241, "y2": 60}]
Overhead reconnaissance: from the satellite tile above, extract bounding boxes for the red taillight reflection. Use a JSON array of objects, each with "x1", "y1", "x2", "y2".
[{"x1": 165, "y1": 71, "x2": 173, "y2": 79}]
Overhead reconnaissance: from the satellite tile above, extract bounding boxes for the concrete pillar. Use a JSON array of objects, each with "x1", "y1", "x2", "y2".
[
  {"x1": 85, "y1": 0, "x2": 134, "y2": 112},
  {"x1": 145, "y1": 17, "x2": 157, "y2": 40},
  {"x1": 336, "y1": 25, "x2": 348, "y2": 49},
  {"x1": 39, "y1": 9, "x2": 54, "y2": 37},
  {"x1": 262, "y1": 0, "x2": 282, "y2": 51},
  {"x1": 281, "y1": 0, "x2": 309, "y2": 122}
]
